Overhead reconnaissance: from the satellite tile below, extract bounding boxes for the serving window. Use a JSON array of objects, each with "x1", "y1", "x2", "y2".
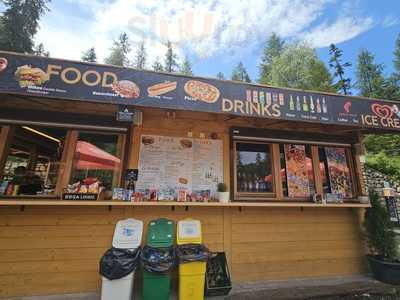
[
  {"x1": 0, "y1": 123, "x2": 127, "y2": 199},
  {"x1": 234, "y1": 141, "x2": 274, "y2": 199},
  {"x1": 232, "y1": 130, "x2": 358, "y2": 202}
]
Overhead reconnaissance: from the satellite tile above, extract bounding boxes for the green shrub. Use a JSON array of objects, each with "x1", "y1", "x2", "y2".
[{"x1": 364, "y1": 190, "x2": 397, "y2": 260}]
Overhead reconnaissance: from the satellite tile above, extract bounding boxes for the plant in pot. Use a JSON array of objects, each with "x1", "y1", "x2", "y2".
[
  {"x1": 364, "y1": 190, "x2": 400, "y2": 284},
  {"x1": 217, "y1": 183, "x2": 229, "y2": 203}
]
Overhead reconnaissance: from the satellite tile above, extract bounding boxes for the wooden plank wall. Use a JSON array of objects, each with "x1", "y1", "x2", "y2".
[
  {"x1": 0, "y1": 206, "x2": 366, "y2": 298},
  {"x1": 0, "y1": 109, "x2": 367, "y2": 298}
]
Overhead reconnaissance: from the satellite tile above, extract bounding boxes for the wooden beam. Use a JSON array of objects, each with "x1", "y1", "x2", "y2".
[
  {"x1": 112, "y1": 133, "x2": 126, "y2": 188},
  {"x1": 272, "y1": 143, "x2": 283, "y2": 199},
  {"x1": 311, "y1": 146, "x2": 323, "y2": 196},
  {"x1": 55, "y1": 130, "x2": 78, "y2": 196},
  {"x1": 0, "y1": 125, "x2": 15, "y2": 179},
  {"x1": 128, "y1": 124, "x2": 142, "y2": 169}
]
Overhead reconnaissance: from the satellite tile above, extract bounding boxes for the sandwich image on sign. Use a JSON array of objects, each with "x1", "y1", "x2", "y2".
[
  {"x1": 15, "y1": 65, "x2": 49, "y2": 87},
  {"x1": 147, "y1": 81, "x2": 177, "y2": 97},
  {"x1": 112, "y1": 80, "x2": 140, "y2": 99}
]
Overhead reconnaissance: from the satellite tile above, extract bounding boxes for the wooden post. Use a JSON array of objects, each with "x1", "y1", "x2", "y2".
[
  {"x1": 354, "y1": 132, "x2": 366, "y2": 196},
  {"x1": 272, "y1": 143, "x2": 283, "y2": 199},
  {"x1": 55, "y1": 130, "x2": 78, "y2": 195},
  {"x1": 311, "y1": 146, "x2": 323, "y2": 196},
  {"x1": 128, "y1": 124, "x2": 141, "y2": 169},
  {"x1": 112, "y1": 133, "x2": 126, "y2": 188},
  {"x1": 0, "y1": 125, "x2": 15, "y2": 179}
]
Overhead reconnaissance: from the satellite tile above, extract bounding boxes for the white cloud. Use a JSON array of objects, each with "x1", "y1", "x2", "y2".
[
  {"x1": 35, "y1": 0, "x2": 375, "y2": 64},
  {"x1": 382, "y1": 15, "x2": 400, "y2": 28},
  {"x1": 301, "y1": 16, "x2": 374, "y2": 48}
]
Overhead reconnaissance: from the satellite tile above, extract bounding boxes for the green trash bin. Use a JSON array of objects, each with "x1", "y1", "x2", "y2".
[{"x1": 143, "y1": 218, "x2": 175, "y2": 300}]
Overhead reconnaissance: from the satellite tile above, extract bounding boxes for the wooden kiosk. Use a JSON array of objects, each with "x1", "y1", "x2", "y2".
[{"x1": 0, "y1": 51, "x2": 396, "y2": 298}]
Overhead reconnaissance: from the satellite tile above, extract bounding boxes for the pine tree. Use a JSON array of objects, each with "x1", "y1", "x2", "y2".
[
  {"x1": 394, "y1": 33, "x2": 400, "y2": 78},
  {"x1": 33, "y1": 42, "x2": 49, "y2": 57},
  {"x1": 152, "y1": 57, "x2": 164, "y2": 72},
  {"x1": 356, "y1": 49, "x2": 385, "y2": 98},
  {"x1": 216, "y1": 72, "x2": 225, "y2": 80},
  {"x1": 0, "y1": 0, "x2": 50, "y2": 53},
  {"x1": 231, "y1": 62, "x2": 251, "y2": 83},
  {"x1": 328, "y1": 44, "x2": 352, "y2": 95},
  {"x1": 104, "y1": 33, "x2": 131, "y2": 67},
  {"x1": 180, "y1": 55, "x2": 193, "y2": 75},
  {"x1": 259, "y1": 33, "x2": 285, "y2": 84},
  {"x1": 164, "y1": 41, "x2": 178, "y2": 73},
  {"x1": 81, "y1": 47, "x2": 97, "y2": 63},
  {"x1": 133, "y1": 40, "x2": 146, "y2": 70}
]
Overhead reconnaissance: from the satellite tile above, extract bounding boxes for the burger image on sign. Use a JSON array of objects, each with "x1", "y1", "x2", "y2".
[
  {"x1": 112, "y1": 80, "x2": 140, "y2": 99},
  {"x1": 14, "y1": 65, "x2": 49, "y2": 87}
]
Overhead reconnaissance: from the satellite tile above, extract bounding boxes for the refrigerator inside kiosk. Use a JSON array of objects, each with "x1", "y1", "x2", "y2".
[{"x1": 100, "y1": 218, "x2": 143, "y2": 300}]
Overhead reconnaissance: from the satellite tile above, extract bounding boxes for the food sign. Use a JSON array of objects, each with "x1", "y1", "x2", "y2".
[
  {"x1": 284, "y1": 144, "x2": 310, "y2": 198},
  {"x1": 1, "y1": 51, "x2": 400, "y2": 131}
]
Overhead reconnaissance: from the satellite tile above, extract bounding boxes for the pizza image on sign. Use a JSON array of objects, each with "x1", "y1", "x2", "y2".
[{"x1": 184, "y1": 80, "x2": 220, "y2": 103}]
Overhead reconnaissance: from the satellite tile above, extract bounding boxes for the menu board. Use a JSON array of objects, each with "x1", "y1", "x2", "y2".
[
  {"x1": 136, "y1": 135, "x2": 223, "y2": 200},
  {"x1": 325, "y1": 147, "x2": 353, "y2": 198},
  {"x1": 284, "y1": 144, "x2": 310, "y2": 198}
]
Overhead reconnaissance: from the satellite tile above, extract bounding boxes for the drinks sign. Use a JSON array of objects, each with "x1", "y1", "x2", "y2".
[{"x1": 0, "y1": 51, "x2": 399, "y2": 132}]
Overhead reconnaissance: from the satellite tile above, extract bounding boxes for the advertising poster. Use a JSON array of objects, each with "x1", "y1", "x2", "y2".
[
  {"x1": 325, "y1": 147, "x2": 353, "y2": 198},
  {"x1": 135, "y1": 135, "x2": 223, "y2": 200},
  {"x1": 284, "y1": 144, "x2": 310, "y2": 198}
]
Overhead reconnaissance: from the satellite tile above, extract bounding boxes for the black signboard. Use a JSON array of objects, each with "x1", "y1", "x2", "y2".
[
  {"x1": 125, "y1": 169, "x2": 139, "y2": 181},
  {"x1": 62, "y1": 193, "x2": 98, "y2": 201},
  {"x1": 385, "y1": 197, "x2": 400, "y2": 224},
  {"x1": 1, "y1": 51, "x2": 400, "y2": 131},
  {"x1": 117, "y1": 106, "x2": 134, "y2": 122}
]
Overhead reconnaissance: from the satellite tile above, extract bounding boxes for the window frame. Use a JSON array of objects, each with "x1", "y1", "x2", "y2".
[
  {"x1": 231, "y1": 134, "x2": 359, "y2": 202},
  {"x1": 0, "y1": 122, "x2": 129, "y2": 199},
  {"x1": 233, "y1": 140, "x2": 276, "y2": 201}
]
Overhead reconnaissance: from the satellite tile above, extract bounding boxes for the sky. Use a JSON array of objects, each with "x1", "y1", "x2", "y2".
[{"x1": 1, "y1": 0, "x2": 399, "y2": 87}]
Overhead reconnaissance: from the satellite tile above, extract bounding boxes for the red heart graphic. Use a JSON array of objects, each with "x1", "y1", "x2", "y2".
[{"x1": 371, "y1": 103, "x2": 393, "y2": 119}]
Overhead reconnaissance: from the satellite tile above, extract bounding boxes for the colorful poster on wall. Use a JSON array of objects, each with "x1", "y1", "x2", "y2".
[
  {"x1": 325, "y1": 147, "x2": 353, "y2": 198},
  {"x1": 135, "y1": 135, "x2": 223, "y2": 200},
  {"x1": 284, "y1": 144, "x2": 310, "y2": 198}
]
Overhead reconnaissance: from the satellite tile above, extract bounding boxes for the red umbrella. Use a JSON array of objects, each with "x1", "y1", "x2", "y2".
[{"x1": 74, "y1": 141, "x2": 120, "y2": 170}]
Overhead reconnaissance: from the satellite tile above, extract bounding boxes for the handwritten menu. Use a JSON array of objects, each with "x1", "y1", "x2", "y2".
[
  {"x1": 136, "y1": 135, "x2": 223, "y2": 200},
  {"x1": 284, "y1": 144, "x2": 310, "y2": 198}
]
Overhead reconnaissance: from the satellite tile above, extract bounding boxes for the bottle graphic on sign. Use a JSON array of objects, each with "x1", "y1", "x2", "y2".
[
  {"x1": 310, "y1": 96, "x2": 315, "y2": 113},
  {"x1": 322, "y1": 97, "x2": 328, "y2": 113},
  {"x1": 259, "y1": 91, "x2": 265, "y2": 105},
  {"x1": 279, "y1": 93, "x2": 284, "y2": 105},
  {"x1": 246, "y1": 90, "x2": 252, "y2": 102},
  {"x1": 296, "y1": 96, "x2": 301, "y2": 111},
  {"x1": 272, "y1": 93, "x2": 278, "y2": 104},
  {"x1": 253, "y1": 91, "x2": 258, "y2": 103},
  {"x1": 289, "y1": 95, "x2": 295, "y2": 110},
  {"x1": 302, "y1": 96, "x2": 309, "y2": 112},
  {"x1": 316, "y1": 98, "x2": 322, "y2": 113},
  {"x1": 266, "y1": 93, "x2": 272, "y2": 105}
]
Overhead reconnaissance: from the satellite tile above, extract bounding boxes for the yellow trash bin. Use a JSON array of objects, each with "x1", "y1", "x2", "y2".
[{"x1": 177, "y1": 219, "x2": 206, "y2": 300}]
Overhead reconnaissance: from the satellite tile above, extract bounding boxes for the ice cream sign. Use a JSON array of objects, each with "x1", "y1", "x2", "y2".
[{"x1": 361, "y1": 103, "x2": 400, "y2": 129}]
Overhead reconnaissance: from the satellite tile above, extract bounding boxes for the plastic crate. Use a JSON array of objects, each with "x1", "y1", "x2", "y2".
[{"x1": 205, "y1": 252, "x2": 232, "y2": 297}]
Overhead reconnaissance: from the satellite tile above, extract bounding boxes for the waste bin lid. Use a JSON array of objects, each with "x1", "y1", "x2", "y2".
[
  {"x1": 177, "y1": 219, "x2": 202, "y2": 245},
  {"x1": 146, "y1": 218, "x2": 175, "y2": 248},
  {"x1": 112, "y1": 218, "x2": 143, "y2": 249}
]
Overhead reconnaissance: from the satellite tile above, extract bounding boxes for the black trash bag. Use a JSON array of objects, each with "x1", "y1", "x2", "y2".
[
  {"x1": 140, "y1": 245, "x2": 176, "y2": 274},
  {"x1": 176, "y1": 244, "x2": 210, "y2": 264},
  {"x1": 99, "y1": 247, "x2": 141, "y2": 280}
]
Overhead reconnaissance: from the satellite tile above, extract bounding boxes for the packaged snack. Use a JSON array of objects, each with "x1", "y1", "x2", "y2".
[
  {"x1": 0, "y1": 181, "x2": 9, "y2": 195},
  {"x1": 178, "y1": 190, "x2": 187, "y2": 202},
  {"x1": 112, "y1": 188, "x2": 125, "y2": 201}
]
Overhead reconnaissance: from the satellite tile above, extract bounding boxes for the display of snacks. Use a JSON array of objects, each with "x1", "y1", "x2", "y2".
[{"x1": 64, "y1": 177, "x2": 104, "y2": 201}]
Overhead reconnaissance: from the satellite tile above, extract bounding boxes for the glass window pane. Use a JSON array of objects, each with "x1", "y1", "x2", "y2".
[
  {"x1": 281, "y1": 144, "x2": 314, "y2": 198},
  {"x1": 318, "y1": 147, "x2": 332, "y2": 194},
  {"x1": 323, "y1": 147, "x2": 353, "y2": 198},
  {"x1": 1, "y1": 126, "x2": 66, "y2": 196},
  {"x1": 236, "y1": 142, "x2": 273, "y2": 193},
  {"x1": 70, "y1": 132, "x2": 122, "y2": 195}
]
